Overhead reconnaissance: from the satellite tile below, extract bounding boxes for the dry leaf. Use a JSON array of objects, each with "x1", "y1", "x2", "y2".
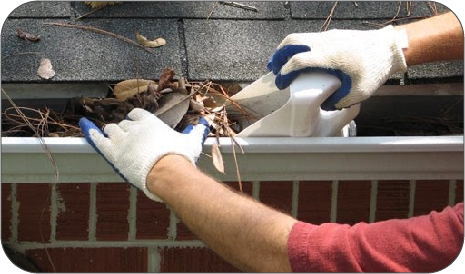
[
  {"x1": 113, "y1": 79, "x2": 156, "y2": 102},
  {"x1": 190, "y1": 98, "x2": 204, "y2": 113},
  {"x1": 154, "y1": 93, "x2": 190, "y2": 127},
  {"x1": 17, "y1": 29, "x2": 40, "y2": 42},
  {"x1": 85, "y1": 1, "x2": 121, "y2": 9},
  {"x1": 212, "y1": 142, "x2": 225, "y2": 173},
  {"x1": 157, "y1": 68, "x2": 175, "y2": 91},
  {"x1": 37, "y1": 58, "x2": 55, "y2": 80},
  {"x1": 136, "y1": 30, "x2": 166, "y2": 48}
]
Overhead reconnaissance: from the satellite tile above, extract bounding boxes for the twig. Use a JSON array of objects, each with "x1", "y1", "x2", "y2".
[
  {"x1": 231, "y1": 136, "x2": 243, "y2": 192},
  {"x1": 426, "y1": 1, "x2": 438, "y2": 16},
  {"x1": 43, "y1": 22, "x2": 153, "y2": 54},
  {"x1": 320, "y1": 1, "x2": 338, "y2": 31},
  {"x1": 207, "y1": 1, "x2": 220, "y2": 20},
  {"x1": 405, "y1": 1, "x2": 412, "y2": 16},
  {"x1": 219, "y1": 1, "x2": 259, "y2": 12},
  {"x1": 75, "y1": 5, "x2": 106, "y2": 20},
  {"x1": 381, "y1": 1, "x2": 403, "y2": 26}
]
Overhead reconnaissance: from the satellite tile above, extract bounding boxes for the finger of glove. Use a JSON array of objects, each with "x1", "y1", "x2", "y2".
[
  {"x1": 126, "y1": 107, "x2": 170, "y2": 130},
  {"x1": 182, "y1": 117, "x2": 211, "y2": 143},
  {"x1": 117, "y1": 119, "x2": 138, "y2": 132},
  {"x1": 126, "y1": 107, "x2": 155, "y2": 121},
  {"x1": 79, "y1": 117, "x2": 113, "y2": 156},
  {"x1": 267, "y1": 45, "x2": 311, "y2": 75},
  {"x1": 103, "y1": 123, "x2": 125, "y2": 139}
]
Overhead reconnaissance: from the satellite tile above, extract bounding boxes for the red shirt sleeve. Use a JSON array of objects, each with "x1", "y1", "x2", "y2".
[{"x1": 288, "y1": 202, "x2": 463, "y2": 272}]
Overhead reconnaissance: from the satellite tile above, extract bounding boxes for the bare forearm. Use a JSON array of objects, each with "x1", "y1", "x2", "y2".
[
  {"x1": 395, "y1": 11, "x2": 463, "y2": 66},
  {"x1": 146, "y1": 155, "x2": 296, "y2": 272}
]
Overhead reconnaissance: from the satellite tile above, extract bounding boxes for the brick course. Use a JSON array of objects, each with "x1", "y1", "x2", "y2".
[
  {"x1": 1, "y1": 183, "x2": 12, "y2": 240},
  {"x1": 376, "y1": 180, "x2": 411, "y2": 221},
  {"x1": 337, "y1": 181, "x2": 372, "y2": 224},
  {"x1": 55, "y1": 183, "x2": 90, "y2": 241},
  {"x1": 259, "y1": 181, "x2": 293, "y2": 214},
  {"x1": 16, "y1": 184, "x2": 52, "y2": 242},
  {"x1": 95, "y1": 183, "x2": 130, "y2": 241},
  {"x1": 160, "y1": 246, "x2": 239, "y2": 272},
  {"x1": 135, "y1": 191, "x2": 170, "y2": 240},
  {"x1": 414, "y1": 180, "x2": 450, "y2": 216},
  {"x1": 297, "y1": 181, "x2": 332, "y2": 224},
  {"x1": 26, "y1": 247, "x2": 147, "y2": 272}
]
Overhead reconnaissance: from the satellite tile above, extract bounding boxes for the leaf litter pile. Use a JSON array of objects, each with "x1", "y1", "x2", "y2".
[{"x1": 2, "y1": 68, "x2": 249, "y2": 137}]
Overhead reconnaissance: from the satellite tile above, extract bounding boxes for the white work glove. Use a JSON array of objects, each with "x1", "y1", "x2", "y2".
[
  {"x1": 79, "y1": 108, "x2": 210, "y2": 202},
  {"x1": 267, "y1": 25, "x2": 408, "y2": 110}
]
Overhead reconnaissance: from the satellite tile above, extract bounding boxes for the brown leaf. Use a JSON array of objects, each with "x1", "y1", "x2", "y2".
[
  {"x1": 157, "y1": 68, "x2": 175, "y2": 91},
  {"x1": 37, "y1": 58, "x2": 55, "y2": 80},
  {"x1": 113, "y1": 79, "x2": 156, "y2": 102},
  {"x1": 85, "y1": 1, "x2": 121, "y2": 9},
  {"x1": 135, "y1": 30, "x2": 166, "y2": 48},
  {"x1": 17, "y1": 29, "x2": 40, "y2": 42},
  {"x1": 154, "y1": 93, "x2": 190, "y2": 127},
  {"x1": 201, "y1": 94, "x2": 226, "y2": 112},
  {"x1": 212, "y1": 142, "x2": 225, "y2": 173}
]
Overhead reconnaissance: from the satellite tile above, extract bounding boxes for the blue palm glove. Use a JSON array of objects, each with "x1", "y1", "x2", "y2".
[
  {"x1": 267, "y1": 26, "x2": 408, "y2": 110},
  {"x1": 79, "y1": 108, "x2": 210, "y2": 202}
]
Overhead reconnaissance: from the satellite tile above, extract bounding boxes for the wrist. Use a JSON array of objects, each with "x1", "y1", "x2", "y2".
[
  {"x1": 380, "y1": 25, "x2": 408, "y2": 74},
  {"x1": 146, "y1": 154, "x2": 196, "y2": 199}
]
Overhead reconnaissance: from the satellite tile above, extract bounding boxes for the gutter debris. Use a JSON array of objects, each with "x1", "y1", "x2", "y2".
[{"x1": 1, "y1": 68, "x2": 248, "y2": 138}]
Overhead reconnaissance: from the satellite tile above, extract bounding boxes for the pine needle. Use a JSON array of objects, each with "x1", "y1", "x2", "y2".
[{"x1": 1, "y1": 88, "x2": 58, "y2": 272}]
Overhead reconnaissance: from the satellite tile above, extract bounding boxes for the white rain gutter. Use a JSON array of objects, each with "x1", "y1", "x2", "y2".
[{"x1": 1, "y1": 136, "x2": 463, "y2": 183}]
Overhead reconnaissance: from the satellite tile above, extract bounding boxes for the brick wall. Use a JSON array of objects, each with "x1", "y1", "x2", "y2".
[{"x1": 1, "y1": 179, "x2": 463, "y2": 272}]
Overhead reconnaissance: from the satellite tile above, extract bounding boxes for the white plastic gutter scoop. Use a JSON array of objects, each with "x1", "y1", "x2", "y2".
[{"x1": 227, "y1": 72, "x2": 360, "y2": 137}]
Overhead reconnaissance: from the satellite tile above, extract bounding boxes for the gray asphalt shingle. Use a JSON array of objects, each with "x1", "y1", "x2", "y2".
[
  {"x1": 1, "y1": 18, "x2": 182, "y2": 82},
  {"x1": 1, "y1": 1, "x2": 463, "y2": 85},
  {"x1": 7, "y1": 1, "x2": 71, "y2": 18},
  {"x1": 73, "y1": 1, "x2": 289, "y2": 19},
  {"x1": 291, "y1": 1, "x2": 449, "y2": 19},
  {"x1": 184, "y1": 18, "x2": 406, "y2": 81}
]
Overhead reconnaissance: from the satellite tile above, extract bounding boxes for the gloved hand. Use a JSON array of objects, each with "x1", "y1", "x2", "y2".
[
  {"x1": 267, "y1": 25, "x2": 408, "y2": 110},
  {"x1": 79, "y1": 108, "x2": 210, "y2": 202}
]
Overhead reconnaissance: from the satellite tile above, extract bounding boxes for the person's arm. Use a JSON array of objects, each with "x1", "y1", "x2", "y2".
[
  {"x1": 147, "y1": 154, "x2": 297, "y2": 272},
  {"x1": 396, "y1": 11, "x2": 463, "y2": 66},
  {"x1": 79, "y1": 108, "x2": 296, "y2": 272}
]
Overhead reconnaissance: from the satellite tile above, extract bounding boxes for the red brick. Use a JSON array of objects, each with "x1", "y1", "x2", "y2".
[
  {"x1": 176, "y1": 221, "x2": 198, "y2": 241},
  {"x1": 376, "y1": 180, "x2": 410, "y2": 221},
  {"x1": 1, "y1": 183, "x2": 12, "y2": 241},
  {"x1": 297, "y1": 181, "x2": 332, "y2": 224},
  {"x1": 26, "y1": 247, "x2": 147, "y2": 272},
  {"x1": 55, "y1": 184, "x2": 90, "y2": 241},
  {"x1": 136, "y1": 191, "x2": 170, "y2": 239},
  {"x1": 16, "y1": 184, "x2": 52, "y2": 242},
  {"x1": 259, "y1": 181, "x2": 293, "y2": 214},
  {"x1": 414, "y1": 180, "x2": 449, "y2": 216},
  {"x1": 96, "y1": 183, "x2": 130, "y2": 241},
  {"x1": 337, "y1": 181, "x2": 371, "y2": 224},
  {"x1": 455, "y1": 180, "x2": 463, "y2": 203},
  {"x1": 176, "y1": 182, "x2": 253, "y2": 241},
  {"x1": 160, "y1": 246, "x2": 239, "y2": 272}
]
